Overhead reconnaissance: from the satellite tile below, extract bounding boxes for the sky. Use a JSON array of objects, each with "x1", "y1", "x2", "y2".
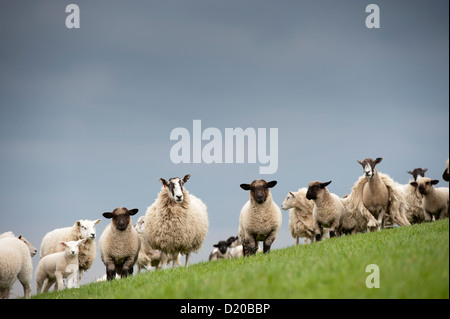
[{"x1": 0, "y1": 0, "x2": 448, "y2": 297}]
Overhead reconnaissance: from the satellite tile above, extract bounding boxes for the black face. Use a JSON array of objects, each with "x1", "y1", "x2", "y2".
[
  {"x1": 214, "y1": 241, "x2": 230, "y2": 254},
  {"x1": 103, "y1": 207, "x2": 139, "y2": 231},
  {"x1": 306, "y1": 181, "x2": 332, "y2": 200},
  {"x1": 240, "y1": 180, "x2": 277, "y2": 204}
]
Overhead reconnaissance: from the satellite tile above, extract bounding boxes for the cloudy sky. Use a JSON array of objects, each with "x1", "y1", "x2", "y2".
[{"x1": 0, "y1": 0, "x2": 448, "y2": 297}]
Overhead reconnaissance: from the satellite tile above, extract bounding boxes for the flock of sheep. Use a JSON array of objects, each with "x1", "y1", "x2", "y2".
[{"x1": 1, "y1": 157, "x2": 448, "y2": 299}]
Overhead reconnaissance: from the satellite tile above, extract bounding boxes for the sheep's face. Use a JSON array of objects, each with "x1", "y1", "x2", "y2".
[
  {"x1": 410, "y1": 178, "x2": 439, "y2": 196},
  {"x1": 103, "y1": 207, "x2": 139, "y2": 231},
  {"x1": 306, "y1": 181, "x2": 332, "y2": 200},
  {"x1": 77, "y1": 219, "x2": 101, "y2": 240},
  {"x1": 60, "y1": 239, "x2": 84, "y2": 256},
  {"x1": 18, "y1": 235, "x2": 37, "y2": 257},
  {"x1": 281, "y1": 192, "x2": 297, "y2": 210},
  {"x1": 407, "y1": 168, "x2": 427, "y2": 181},
  {"x1": 240, "y1": 179, "x2": 277, "y2": 204},
  {"x1": 213, "y1": 241, "x2": 231, "y2": 255},
  {"x1": 160, "y1": 174, "x2": 191, "y2": 204},
  {"x1": 357, "y1": 158, "x2": 382, "y2": 179},
  {"x1": 227, "y1": 236, "x2": 240, "y2": 247},
  {"x1": 134, "y1": 216, "x2": 145, "y2": 234}
]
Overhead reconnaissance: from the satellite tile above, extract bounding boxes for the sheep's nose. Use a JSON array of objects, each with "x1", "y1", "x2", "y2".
[
  {"x1": 176, "y1": 195, "x2": 182, "y2": 200},
  {"x1": 90, "y1": 233, "x2": 95, "y2": 238}
]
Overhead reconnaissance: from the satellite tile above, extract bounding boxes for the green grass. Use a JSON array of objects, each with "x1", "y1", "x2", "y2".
[{"x1": 34, "y1": 219, "x2": 449, "y2": 299}]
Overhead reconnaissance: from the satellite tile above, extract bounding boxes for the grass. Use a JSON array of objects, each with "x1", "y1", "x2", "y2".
[{"x1": 33, "y1": 219, "x2": 449, "y2": 299}]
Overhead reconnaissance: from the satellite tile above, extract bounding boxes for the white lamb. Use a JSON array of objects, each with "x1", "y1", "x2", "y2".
[
  {"x1": 238, "y1": 179, "x2": 282, "y2": 255},
  {"x1": 144, "y1": 174, "x2": 209, "y2": 269},
  {"x1": 281, "y1": 188, "x2": 315, "y2": 244},
  {"x1": 0, "y1": 233, "x2": 37, "y2": 299},
  {"x1": 40, "y1": 219, "x2": 101, "y2": 286},
  {"x1": 36, "y1": 239, "x2": 85, "y2": 293}
]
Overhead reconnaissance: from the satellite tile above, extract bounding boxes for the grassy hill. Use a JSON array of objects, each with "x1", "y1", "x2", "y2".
[{"x1": 34, "y1": 219, "x2": 449, "y2": 299}]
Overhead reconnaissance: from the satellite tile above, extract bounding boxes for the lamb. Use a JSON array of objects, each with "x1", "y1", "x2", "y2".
[
  {"x1": 410, "y1": 178, "x2": 449, "y2": 221},
  {"x1": 134, "y1": 216, "x2": 180, "y2": 272},
  {"x1": 98, "y1": 207, "x2": 141, "y2": 280},
  {"x1": 35, "y1": 239, "x2": 85, "y2": 293},
  {"x1": 227, "y1": 236, "x2": 244, "y2": 258},
  {"x1": 40, "y1": 218, "x2": 101, "y2": 286},
  {"x1": 443, "y1": 159, "x2": 449, "y2": 182},
  {"x1": 144, "y1": 174, "x2": 209, "y2": 269},
  {"x1": 238, "y1": 179, "x2": 282, "y2": 255},
  {"x1": 281, "y1": 188, "x2": 315, "y2": 244},
  {"x1": 306, "y1": 181, "x2": 346, "y2": 241},
  {"x1": 346, "y1": 158, "x2": 410, "y2": 230},
  {"x1": 0, "y1": 233, "x2": 37, "y2": 299},
  {"x1": 209, "y1": 240, "x2": 232, "y2": 261}
]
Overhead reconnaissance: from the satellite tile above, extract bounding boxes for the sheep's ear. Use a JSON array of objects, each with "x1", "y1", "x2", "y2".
[
  {"x1": 213, "y1": 244, "x2": 219, "y2": 248},
  {"x1": 423, "y1": 168, "x2": 428, "y2": 173},
  {"x1": 357, "y1": 160, "x2": 365, "y2": 167},
  {"x1": 431, "y1": 180, "x2": 439, "y2": 185},
  {"x1": 59, "y1": 241, "x2": 68, "y2": 247},
  {"x1": 159, "y1": 178, "x2": 167, "y2": 187},
  {"x1": 95, "y1": 219, "x2": 101, "y2": 225},
  {"x1": 183, "y1": 174, "x2": 191, "y2": 183},
  {"x1": 103, "y1": 212, "x2": 113, "y2": 219},
  {"x1": 375, "y1": 157, "x2": 383, "y2": 164},
  {"x1": 407, "y1": 170, "x2": 413, "y2": 176},
  {"x1": 267, "y1": 181, "x2": 277, "y2": 188},
  {"x1": 289, "y1": 191, "x2": 295, "y2": 197},
  {"x1": 240, "y1": 184, "x2": 251, "y2": 191},
  {"x1": 321, "y1": 181, "x2": 332, "y2": 188},
  {"x1": 410, "y1": 181, "x2": 418, "y2": 187},
  {"x1": 128, "y1": 208, "x2": 139, "y2": 216},
  {"x1": 75, "y1": 220, "x2": 81, "y2": 226},
  {"x1": 18, "y1": 235, "x2": 23, "y2": 240}
]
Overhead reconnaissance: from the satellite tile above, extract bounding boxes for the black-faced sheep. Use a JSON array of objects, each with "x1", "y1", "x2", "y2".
[
  {"x1": 144, "y1": 174, "x2": 209, "y2": 269},
  {"x1": 238, "y1": 179, "x2": 281, "y2": 255},
  {"x1": 209, "y1": 240, "x2": 232, "y2": 261},
  {"x1": 410, "y1": 178, "x2": 449, "y2": 221},
  {"x1": 98, "y1": 207, "x2": 140, "y2": 280},
  {"x1": 0, "y1": 233, "x2": 37, "y2": 299}
]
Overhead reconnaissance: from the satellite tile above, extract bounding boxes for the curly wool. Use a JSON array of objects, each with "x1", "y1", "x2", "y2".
[{"x1": 144, "y1": 188, "x2": 208, "y2": 256}]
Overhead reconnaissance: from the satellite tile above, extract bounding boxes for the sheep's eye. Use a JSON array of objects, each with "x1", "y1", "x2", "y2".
[
  {"x1": 82, "y1": 226, "x2": 86, "y2": 230},
  {"x1": 426, "y1": 182, "x2": 430, "y2": 185}
]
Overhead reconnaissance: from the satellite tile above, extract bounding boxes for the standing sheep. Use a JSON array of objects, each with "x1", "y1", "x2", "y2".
[
  {"x1": 306, "y1": 181, "x2": 345, "y2": 241},
  {"x1": 410, "y1": 178, "x2": 449, "y2": 221},
  {"x1": 0, "y1": 233, "x2": 37, "y2": 299},
  {"x1": 400, "y1": 168, "x2": 427, "y2": 224},
  {"x1": 144, "y1": 174, "x2": 209, "y2": 269},
  {"x1": 98, "y1": 207, "x2": 141, "y2": 280},
  {"x1": 35, "y1": 239, "x2": 85, "y2": 293},
  {"x1": 238, "y1": 179, "x2": 282, "y2": 255},
  {"x1": 40, "y1": 219, "x2": 101, "y2": 286},
  {"x1": 281, "y1": 188, "x2": 315, "y2": 244}
]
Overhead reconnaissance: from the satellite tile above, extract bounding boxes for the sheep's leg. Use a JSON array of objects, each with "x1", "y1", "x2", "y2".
[
  {"x1": 423, "y1": 211, "x2": 433, "y2": 222},
  {"x1": 243, "y1": 235, "x2": 257, "y2": 256},
  {"x1": 106, "y1": 263, "x2": 116, "y2": 281},
  {"x1": 43, "y1": 278, "x2": 56, "y2": 293},
  {"x1": 377, "y1": 209, "x2": 385, "y2": 230},
  {"x1": 184, "y1": 253, "x2": 190, "y2": 268},
  {"x1": 295, "y1": 237, "x2": 299, "y2": 245},
  {"x1": 314, "y1": 220, "x2": 322, "y2": 242},
  {"x1": 55, "y1": 272, "x2": 64, "y2": 291},
  {"x1": 120, "y1": 258, "x2": 135, "y2": 278},
  {"x1": 76, "y1": 269, "x2": 83, "y2": 288},
  {"x1": 263, "y1": 230, "x2": 277, "y2": 253},
  {"x1": 438, "y1": 208, "x2": 448, "y2": 220},
  {"x1": 66, "y1": 270, "x2": 77, "y2": 289},
  {"x1": 159, "y1": 252, "x2": 169, "y2": 269},
  {"x1": 329, "y1": 218, "x2": 341, "y2": 238},
  {"x1": 0, "y1": 287, "x2": 9, "y2": 299}
]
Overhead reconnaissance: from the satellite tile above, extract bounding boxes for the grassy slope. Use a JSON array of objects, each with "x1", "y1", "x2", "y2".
[{"x1": 34, "y1": 219, "x2": 449, "y2": 299}]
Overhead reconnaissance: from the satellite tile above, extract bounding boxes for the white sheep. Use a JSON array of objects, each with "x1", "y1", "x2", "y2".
[
  {"x1": 281, "y1": 188, "x2": 315, "y2": 244},
  {"x1": 399, "y1": 168, "x2": 428, "y2": 224},
  {"x1": 134, "y1": 216, "x2": 180, "y2": 272},
  {"x1": 410, "y1": 178, "x2": 449, "y2": 221},
  {"x1": 238, "y1": 179, "x2": 282, "y2": 255},
  {"x1": 306, "y1": 180, "x2": 346, "y2": 240},
  {"x1": 144, "y1": 174, "x2": 209, "y2": 269},
  {"x1": 35, "y1": 239, "x2": 85, "y2": 293},
  {"x1": 0, "y1": 233, "x2": 37, "y2": 299},
  {"x1": 98, "y1": 207, "x2": 141, "y2": 280},
  {"x1": 40, "y1": 219, "x2": 101, "y2": 286}
]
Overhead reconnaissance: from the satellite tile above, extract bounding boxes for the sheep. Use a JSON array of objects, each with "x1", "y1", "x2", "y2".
[
  {"x1": 443, "y1": 159, "x2": 449, "y2": 182},
  {"x1": 0, "y1": 233, "x2": 37, "y2": 299},
  {"x1": 134, "y1": 216, "x2": 181, "y2": 272},
  {"x1": 346, "y1": 158, "x2": 410, "y2": 230},
  {"x1": 399, "y1": 168, "x2": 428, "y2": 224},
  {"x1": 35, "y1": 239, "x2": 85, "y2": 293},
  {"x1": 98, "y1": 207, "x2": 141, "y2": 280},
  {"x1": 209, "y1": 240, "x2": 232, "y2": 261},
  {"x1": 238, "y1": 179, "x2": 282, "y2": 256},
  {"x1": 226, "y1": 236, "x2": 244, "y2": 258},
  {"x1": 40, "y1": 219, "x2": 101, "y2": 286},
  {"x1": 281, "y1": 188, "x2": 315, "y2": 244},
  {"x1": 306, "y1": 181, "x2": 346, "y2": 241},
  {"x1": 410, "y1": 178, "x2": 449, "y2": 221},
  {"x1": 144, "y1": 174, "x2": 209, "y2": 269}
]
